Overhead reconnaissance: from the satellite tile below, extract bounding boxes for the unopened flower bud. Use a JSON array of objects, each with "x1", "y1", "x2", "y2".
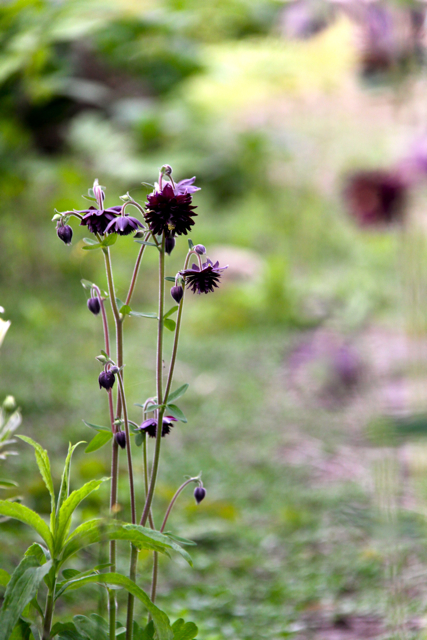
[
  {"x1": 134, "y1": 230, "x2": 145, "y2": 239},
  {"x1": 87, "y1": 297, "x2": 101, "y2": 315},
  {"x1": 194, "y1": 244, "x2": 206, "y2": 255},
  {"x1": 109, "y1": 366, "x2": 120, "y2": 375},
  {"x1": 161, "y1": 165, "x2": 173, "y2": 176},
  {"x1": 2, "y1": 395, "x2": 16, "y2": 412},
  {"x1": 165, "y1": 236, "x2": 176, "y2": 255},
  {"x1": 57, "y1": 224, "x2": 73, "y2": 245},
  {"x1": 114, "y1": 431, "x2": 126, "y2": 449},
  {"x1": 171, "y1": 285, "x2": 183, "y2": 304},
  {"x1": 99, "y1": 370, "x2": 115, "y2": 391},
  {"x1": 194, "y1": 486, "x2": 206, "y2": 504}
]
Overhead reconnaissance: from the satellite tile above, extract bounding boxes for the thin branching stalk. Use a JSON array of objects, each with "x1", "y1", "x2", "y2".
[
  {"x1": 160, "y1": 478, "x2": 197, "y2": 533},
  {"x1": 125, "y1": 231, "x2": 151, "y2": 306}
]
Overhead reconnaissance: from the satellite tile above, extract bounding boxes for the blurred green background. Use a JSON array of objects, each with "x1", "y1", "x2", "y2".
[{"x1": 3, "y1": 0, "x2": 427, "y2": 638}]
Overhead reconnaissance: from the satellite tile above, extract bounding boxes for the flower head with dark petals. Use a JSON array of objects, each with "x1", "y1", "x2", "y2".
[
  {"x1": 139, "y1": 416, "x2": 177, "y2": 438},
  {"x1": 104, "y1": 214, "x2": 144, "y2": 236},
  {"x1": 180, "y1": 258, "x2": 228, "y2": 294},
  {"x1": 79, "y1": 206, "x2": 122, "y2": 235},
  {"x1": 145, "y1": 183, "x2": 197, "y2": 237}
]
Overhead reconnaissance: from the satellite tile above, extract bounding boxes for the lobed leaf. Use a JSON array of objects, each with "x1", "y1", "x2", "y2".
[
  {"x1": 171, "y1": 619, "x2": 198, "y2": 640},
  {"x1": 163, "y1": 319, "x2": 176, "y2": 332}
]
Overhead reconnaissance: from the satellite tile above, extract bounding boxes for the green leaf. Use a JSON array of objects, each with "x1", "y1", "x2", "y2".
[
  {"x1": 51, "y1": 622, "x2": 87, "y2": 640},
  {"x1": 74, "y1": 614, "x2": 108, "y2": 640},
  {"x1": 0, "y1": 501, "x2": 53, "y2": 552},
  {"x1": 57, "y1": 442, "x2": 85, "y2": 517},
  {"x1": 143, "y1": 404, "x2": 162, "y2": 412},
  {"x1": 101, "y1": 234, "x2": 118, "y2": 247},
  {"x1": 24, "y1": 543, "x2": 49, "y2": 565},
  {"x1": 163, "y1": 319, "x2": 176, "y2": 332},
  {"x1": 8, "y1": 618, "x2": 32, "y2": 640},
  {"x1": 82, "y1": 420, "x2": 110, "y2": 433},
  {"x1": 56, "y1": 479, "x2": 108, "y2": 551},
  {"x1": 82, "y1": 244, "x2": 102, "y2": 251},
  {"x1": 165, "y1": 404, "x2": 187, "y2": 423},
  {"x1": 0, "y1": 569, "x2": 10, "y2": 588},
  {"x1": 118, "y1": 305, "x2": 132, "y2": 316},
  {"x1": 80, "y1": 279, "x2": 94, "y2": 290},
  {"x1": 164, "y1": 277, "x2": 176, "y2": 282},
  {"x1": 0, "y1": 556, "x2": 52, "y2": 640},
  {"x1": 17, "y1": 436, "x2": 55, "y2": 530},
  {"x1": 85, "y1": 431, "x2": 112, "y2": 453},
  {"x1": 166, "y1": 384, "x2": 189, "y2": 404},
  {"x1": 164, "y1": 532, "x2": 196, "y2": 547},
  {"x1": 135, "y1": 240, "x2": 158, "y2": 248},
  {"x1": 58, "y1": 574, "x2": 172, "y2": 640},
  {"x1": 188, "y1": 239, "x2": 194, "y2": 249},
  {"x1": 135, "y1": 432, "x2": 144, "y2": 447},
  {"x1": 138, "y1": 621, "x2": 155, "y2": 640},
  {"x1": 62, "y1": 569, "x2": 81, "y2": 580},
  {"x1": 82, "y1": 238, "x2": 98, "y2": 246},
  {"x1": 163, "y1": 306, "x2": 178, "y2": 320},
  {"x1": 128, "y1": 311, "x2": 157, "y2": 319},
  {"x1": 123, "y1": 525, "x2": 193, "y2": 566},
  {"x1": 115, "y1": 298, "x2": 125, "y2": 309},
  {"x1": 0, "y1": 479, "x2": 18, "y2": 489},
  {"x1": 171, "y1": 619, "x2": 198, "y2": 640}
]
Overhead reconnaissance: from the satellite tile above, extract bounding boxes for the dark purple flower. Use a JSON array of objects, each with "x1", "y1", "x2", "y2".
[
  {"x1": 165, "y1": 236, "x2": 176, "y2": 255},
  {"x1": 194, "y1": 244, "x2": 206, "y2": 255},
  {"x1": 174, "y1": 177, "x2": 200, "y2": 195},
  {"x1": 180, "y1": 259, "x2": 228, "y2": 294},
  {"x1": 171, "y1": 285, "x2": 184, "y2": 305},
  {"x1": 344, "y1": 170, "x2": 407, "y2": 227},
  {"x1": 99, "y1": 370, "x2": 115, "y2": 391},
  {"x1": 194, "y1": 486, "x2": 206, "y2": 504},
  {"x1": 139, "y1": 416, "x2": 177, "y2": 438},
  {"x1": 57, "y1": 224, "x2": 73, "y2": 245},
  {"x1": 115, "y1": 431, "x2": 127, "y2": 449},
  {"x1": 87, "y1": 297, "x2": 101, "y2": 315},
  {"x1": 145, "y1": 184, "x2": 197, "y2": 237},
  {"x1": 79, "y1": 206, "x2": 122, "y2": 235},
  {"x1": 104, "y1": 214, "x2": 144, "y2": 236}
]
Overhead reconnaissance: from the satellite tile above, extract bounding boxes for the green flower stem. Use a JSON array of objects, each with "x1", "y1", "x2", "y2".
[
  {"x1": 116, "y1": 371, "x2": 136, "y2": 525},
  {"x1": 140, "y1": 234, "x2": 166, "y2": 528},
  {"x1": 103, "y1": 247, "x2": 123, "y2": 640},
  {"x1": 125, "y1": 231, "x2": 151, "y2": 307},
  {"x1": 160, "y1": 478, "x2": 197, "y2": 533},
  {"x1": 42, "y1": 576, "x2": 57, "y2": 640}
]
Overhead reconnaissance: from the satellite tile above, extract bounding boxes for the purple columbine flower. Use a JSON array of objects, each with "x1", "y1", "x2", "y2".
[
  {"x1": 145, "y1": 183, "x2": 197, "y2": 238},
  {"x1": 115, "y1": 431, "x2": 127, "y2": 449},
  {"x1": 180, "y1": 259, "x2": 228, "y2": 294},
  {"x1": 57, "y1": 223, "x2": 73, "y2": 245},
  {"x1": 99, "y1": 370, "x2": 115, "y2": 391},
  {"x1": 139, "y1": 416, "x2": 177, "y2": 438},
  {"x1": 104, "y1": 213, "x2": 144, "y2": 236},
  {"x1": 78, "y1": 205, "x2": 122, "y2": 235},
  {"x1": 87, "y1": 297, "x2": 101, "y2": 315},
  {"x1": 343, "y1": 170, "x2": 407, "y2": 227},
  {"x1": 194, "y1": 486, "x2": 206, "y2": 504},
  {"x1": 174, "y1": 177, "x2": 200, "y2": 195}
]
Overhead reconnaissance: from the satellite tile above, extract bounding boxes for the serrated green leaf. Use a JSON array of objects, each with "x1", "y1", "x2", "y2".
[
  {"x1": 128, "y1": 311, "x2": 157, "y2": 319},
  {"x1": 57, "y1": 442, "x2": 85, "y2": 518},
  {"x1": 58, "y1": 574, "x2": 172, "y2": 640},
  {"x1": 17, "y1": 436, "x2": 55, "y2": 530},
  {"x1": 85, "y1": 431, "x2": 112, "y2": 453},
  {"x1": 165, "y1": 404, "x2": 187, "y2": 423},
  {"x1": 0, "y1": 556, "x2": 52, "y2": 640},
  {"x1": 171, "y1": 619, "x2": 198, "y2": 640},
  {"x1": 166, "y1": 384, "x2": 189, "y2": 404},
  {"x1": 82, "y1": 238, "x2": 98, "y2": 246},
  {"x1": 56, "y1": 479, "x2": 108, "y2": 551},
  {"x1": 0, "y1": 479, "x2": 18, "y2": 488},
  {"x1": 0, "y1": 501, "x2": 53, "y2": 551},
  {"x1": 101, "y1": 234, "x2": 118, "y2": 247},
  {"x1": 82, "y1": 420, "x2": 110, "y2": 433},
  {"x1": 164, "y1": 277, "x2": 176, "y2": 282},
  {"x1": 0, "y1": 569, "x2": 10, "y2": 588},
  {"x1": 80, "y1": 279, "x2": 94, "y2": 289},
  {"x1": 163, "y1": 306, "x2": 178, "y2": 320},
  {"x1": 164, "y1": 319, "x2": 176, "y2": 332}
]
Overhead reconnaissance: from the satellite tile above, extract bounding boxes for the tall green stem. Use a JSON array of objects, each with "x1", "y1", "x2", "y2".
[
  {"x1": 42, "y1": 576, "x2": 57, "y2": 640},
  {"x1": 140, "y1": 234, "x2": 166, "y2": 527}
]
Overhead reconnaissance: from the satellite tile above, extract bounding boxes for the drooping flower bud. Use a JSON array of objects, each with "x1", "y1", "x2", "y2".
[
  {"x1": 165, "y1": 236, "x2": 176, "y2": 255},
  {"x1": 114, "y1": 431, "x2": 126, "y2": 449},
  {"x1": 2, "y1": 395, "x2": 16, "y2": 412},
  {"x1": 57, "y1": 224, "x2": 73, "y2": 245},
  {"x1": 171, "y1": 285, "x2": 183, "y2": 304},
  {"x1": 87, "y1": 297, "x2": 101, "y2": 315},
  {"x1": 194, "y1": 244, "x2": 206, "y2": 255},
  {"x1": 194, "y1": 486, "x2": 206, "y2": 504},
  {"x1": 99, "y1": 370, "x2": 115, "y2": 391}
]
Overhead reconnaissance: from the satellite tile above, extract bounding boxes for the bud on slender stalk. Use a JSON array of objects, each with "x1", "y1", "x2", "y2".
[
  {"x1": 87, "y1": 297, "x2": 101, "y2": 315},
  {"x1": 57, "y1": 224, "x2": 73, "y2": 245},
  {"x1": 194, "y1": 486, "x2": 206, "y2": 504},
  {"x1": 171, "y1": 285, "x2": 183, "y2": 304},
  {"x1": 99, "y1": 370, "x2": 115, "y2": 391},
  {"x1": 194, "y1": 244, "x2": 206, "y2": 255},
  {"x1": 114, "y1": 431, "x2": 127, "y2": 449}
]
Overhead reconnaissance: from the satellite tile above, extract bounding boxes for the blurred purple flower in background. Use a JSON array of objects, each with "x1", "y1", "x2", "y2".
[{"x1": 344, "y1": 169, "x2": 407, "y2": 227}]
